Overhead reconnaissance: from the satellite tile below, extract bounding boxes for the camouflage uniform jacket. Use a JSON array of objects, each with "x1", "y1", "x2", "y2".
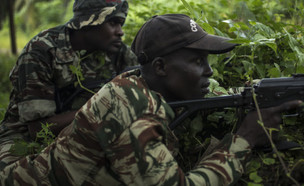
[
  {"x1": 0, "y1": 24, "x2": 137, "y2": 142},
  {"x1": 0, "y1": 69, "x2": 251, "y2": 186}
]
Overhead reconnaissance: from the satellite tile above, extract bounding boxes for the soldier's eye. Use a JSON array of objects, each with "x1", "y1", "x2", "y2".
[
  {"x1": 108, "y1": 21, "x2": 116, "y2": 26},
  {"x1": 195, "y1": 58, "x2": 202, "y2": 66}
]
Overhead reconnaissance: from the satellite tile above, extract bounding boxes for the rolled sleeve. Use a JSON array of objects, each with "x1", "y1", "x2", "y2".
[
  {"x1": 18, "y1": 100, "x2": 56, "y2": 122},
  {"x1": 13, "y1": 52, "x2": 56, "y2": 122}
]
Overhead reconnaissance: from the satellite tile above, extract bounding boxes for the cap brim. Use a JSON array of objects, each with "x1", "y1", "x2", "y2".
[{"x1": 186, "y1": 34, "x2": 237, "y2": 54}]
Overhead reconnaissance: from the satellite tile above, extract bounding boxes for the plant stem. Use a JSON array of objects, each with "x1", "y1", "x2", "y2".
[
  {"x1": 251, "y1": 83, "x2": 300, "y2": 186},
  {"x1": 249, "y1": 44, "x2": 300, "y2": 186},
  {"x1": 75, "y1": 53, "x2": 96, "y2": 95}
]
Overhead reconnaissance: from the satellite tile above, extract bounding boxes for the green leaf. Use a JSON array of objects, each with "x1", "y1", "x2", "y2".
[
  {"x1": 246, "y1": 160, "x2": 261, "y2": 173},
  {"x1": 283, "y1": 117, "x2": 298, "y2": 125},
  {"x1": 208, "y1": 78, "x2": 220, "y2": 90},
  {"x1": 69, "y1": 65, "x2": 78, "y2": 74},
  {"x1": 265, "y1": 42, "x2": 278, "y2": 54},
  {"x1": 296, "y1": 66, "x2": 304, "y2": 74},
  {"x1": 253, "y1": 22, "x2": 275, "y2": 37},
  {"x1": 249, "y1": 20, "x2": 257, "y2": 26},
  {"x1": 9, "y1": 140, "x2": 29, "y2": 156},
  {"x1": 207, "y1": 111, "x2": 224, "y2": 123},
  {"x1": 229, "y1": 38, "x2": 251, "y2": 44},
  {"x1": 201, "y1": 22, "x2": 215, "y2": 34},
  {"x1": 238, "y1": 22, "x2": 250, "y2": 30},
  {"x1": 249, "y1": 172, "x2": 263, "y2": 183},
  {"x1": 253, "y1": 33, "x2": 267, "y2": 41},
  {"x1": 190, "y1": 114, "x2": 203, "y2": 136},
  {"x1": 241, "y1": 60, "x2": 255, "y2": 72},
  {"x1": 267, "y1": 67, "x2": 281, "y2": 77},
  {"x1": 255, "y1": 63, "x2": 266, "y2": 78},
  {"x1": 179, "y1": 0, "x2": 195, "y2": 19},
  {"x1": 274, "y1": 63, "x2": 281, "y2": 72},
  {"x1": 228, "y1": 26, "x2": 238, "y2": 33},
  {"x1": 262, "y1": 158, "x2": 276, "y2": 165}
]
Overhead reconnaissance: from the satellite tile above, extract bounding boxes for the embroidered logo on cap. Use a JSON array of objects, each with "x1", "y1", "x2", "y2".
[{"x1": 190, "y1": 19, "x2": 198, "y2": 32}]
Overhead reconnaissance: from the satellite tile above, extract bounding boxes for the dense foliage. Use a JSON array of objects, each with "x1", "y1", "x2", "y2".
[{"x1": 1, "y1": 0, "x2": 304, "y2": 185}]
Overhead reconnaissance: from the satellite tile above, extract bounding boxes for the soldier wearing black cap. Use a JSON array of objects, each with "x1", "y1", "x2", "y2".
[
  {"x1": 0, "y1": 0, "x2": 137, "y2": 171},
  {"x1": 0, "y1": 14, "x2": 301, "y2": 185}
]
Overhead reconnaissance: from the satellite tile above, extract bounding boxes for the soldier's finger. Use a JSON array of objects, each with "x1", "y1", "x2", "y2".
[{"x1": 272, "y1": 100, "x2": 302, "y2": 113}]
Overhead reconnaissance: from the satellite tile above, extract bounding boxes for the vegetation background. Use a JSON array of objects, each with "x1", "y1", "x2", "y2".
[{"x1": 1, "y1": 0, "x2": 304, "y2": 185}]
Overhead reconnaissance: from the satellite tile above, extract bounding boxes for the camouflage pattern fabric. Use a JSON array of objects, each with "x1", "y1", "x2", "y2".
[
  {"x1": 66, "y1": 0, "x2": 129, "y2": 30},
  {"x1": 0, "y1": 69, "x2": 251, "y2": 185},
  {"x1": 0, "y1": 24, "x2": 137, "y2": 169}
]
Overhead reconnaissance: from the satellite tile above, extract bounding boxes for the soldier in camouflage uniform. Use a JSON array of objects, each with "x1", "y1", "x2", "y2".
[
  {"x1": 0, "y1": 14, "x2": 301, "y2": 185},
  {"x1": 0, "y1": 0, "x2": 137, "y2": 170}
]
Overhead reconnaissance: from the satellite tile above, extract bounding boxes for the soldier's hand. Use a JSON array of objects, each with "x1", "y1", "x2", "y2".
[{"x1": 236, "y1": 100, "x2": 302, "y2": 148}]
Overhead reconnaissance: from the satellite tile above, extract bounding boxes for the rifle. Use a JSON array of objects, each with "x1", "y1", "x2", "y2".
[{"x1": 168, "y1": 74, "x2": 304, "y2": 130}]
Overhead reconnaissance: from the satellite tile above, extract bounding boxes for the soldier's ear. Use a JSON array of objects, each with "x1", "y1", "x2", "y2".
[{"x1": 151, "y1": 57, "x2": 167, "y2": 76}]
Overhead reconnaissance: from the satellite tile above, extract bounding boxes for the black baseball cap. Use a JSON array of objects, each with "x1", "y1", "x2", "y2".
[{"x1": 131, "y1": 14, "x2": 237, "y2": 64}]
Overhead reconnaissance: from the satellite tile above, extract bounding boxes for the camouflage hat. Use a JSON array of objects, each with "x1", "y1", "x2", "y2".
[{"x1": 66, "y1": 0, "x2": 128, "y2": 30}]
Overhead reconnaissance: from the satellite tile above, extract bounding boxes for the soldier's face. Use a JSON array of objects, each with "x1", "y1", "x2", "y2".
[
  {"x1": 162, "y1": 48, "x2": 213, "y2": 101},
  {"x1": 85, "y1": 17, "x2": 125, "y2": 53}
]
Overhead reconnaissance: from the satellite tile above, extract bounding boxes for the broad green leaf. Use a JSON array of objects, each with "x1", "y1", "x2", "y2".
[
  {"x1": 255, "y1": 63, "x2": 266, "y2": 78},
  {"x1": 238, "y1": 22, "x2": 250, "y2": 30},
  {"x1": 207, "y1": 111, "x2": 224, "y2": 123},
  {"x1": 265, "y1": 42, "x2": 278, "y2": 54},
  {"x1": 249, "y1": 20, "x2": 257, "y2": 26},
  {"x1": 283, "y1": 117, "x2": 298, "y2": 125},
  {"x1": 232, "y1": 66, "x2": 244, "y2": 77},
  {"x1": 208, "y1": 78, "x2": 220, "y2": 90},
  {"x1": 228, "y1": 26, "x2": 238, "y2": 33},
  {"x1": 213, "y1": 27, "x2": 225, "y2": 37},
  {"x1": 249, "y1": 172, "x2": 263, "y2": 183},
  {"x1": 241, "y1": 60, "x2": 255, "y2": 72},
  {"x1": 201, "y1": 22, "x2": 215, "y2": 34},
  {"x1": 268, "y1": 67, "x2": 281, "y2": 77},
  {"x1": 296, "y1": 66, "x2": 304, "y2": 74},
  {"x1": 246, "y1": 160, "x2": 261, "y2": 173},
  {"x1": 229, "y1": 38, "x2": 251, "y2": 44},
  {"x1": 190, "y1": 114, "x2": 203, "y2": 135},
  {"x1": 262, "y1": 158, "x2": 276, "y2": 165},
  {"x1": 274, "y1": 63, "x2": 281, "y2": 72},
  {"x1": 233, "y1": 23, "x2": 241, "y2": 29},
  {"x1": 253, "y1": 22, "x2": 275, "y2": 37},
  {"x1": 179, "y1": 0, "x2": 195, "y2": 19},
  {"x1": 9, "y1": 140, "x2": 29, "y2": 156}
]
